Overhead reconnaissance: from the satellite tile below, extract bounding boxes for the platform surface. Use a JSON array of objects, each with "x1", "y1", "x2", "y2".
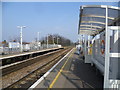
[
  {"x1": 0, "y1": 47, "x2": 61, "y2": 59},
  {"x1": 32, "y1": 48, "x2": 103, "y2": 89}
]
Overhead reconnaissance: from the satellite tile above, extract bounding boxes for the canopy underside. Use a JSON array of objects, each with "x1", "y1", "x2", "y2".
[{"x1": 78, "y1": 5, "x2": 120, "y2": 36}]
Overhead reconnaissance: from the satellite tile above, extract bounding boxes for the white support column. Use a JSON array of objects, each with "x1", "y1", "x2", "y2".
[
  {"x1": 20, "y1": 27, "x2": 23, "y2": 52},
  {"x1": 104, "y1": 6, "x2": 110, "y2": 88},
  {"x1": 85, "y1": 35, "x2": 92, "y2": 63},
  {"x1": 37, "y1": 32, "x2": 40, "y2": 50},
  {"x1": 82, "y1": 35, "x2": 84, "y2": 48},
  {"x1": 57, "y1": 37, "x2": 59, "y2": 45},
  {"x1": 88, "y1": 35, "x2": 90, "y2": 55},
  {"x1": 37, "y1": 32, "x2": 40, "y2": 43},
  {"x1": 84, "y1": 35, "x2": 88, "y2": 63},
  {"x1": 53, "y1": 36, "x2": 55, "y2": 45},
  {"x1": 47, "y1": 34, "x2": 49, "y2": 48}
]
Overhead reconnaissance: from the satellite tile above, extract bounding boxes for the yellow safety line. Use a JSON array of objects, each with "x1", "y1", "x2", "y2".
[{"x1": 48, "y1": 48, "x2": 75, "y2": 89}]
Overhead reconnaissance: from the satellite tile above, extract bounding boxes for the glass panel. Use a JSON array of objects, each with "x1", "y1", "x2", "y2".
[
  {"x1": 108, "y1": 8, "x2": 119, "y2": 18},
  {"x1": 83, "y1": 7, "x2": 106, "y2": 16},
  {"x1": 81, "y1": 17, "x2": 105, "y2": 23},
  {"x1": 109, "y1": 57, "x2": 120, "y2": 80},
  {"x1": 109, "y1": 28, "x2": 120, "y2": 80}
]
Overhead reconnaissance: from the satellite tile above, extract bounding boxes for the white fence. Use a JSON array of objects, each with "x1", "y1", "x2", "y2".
[{"x1": 0, "y1": 44, "x2": 62, "y2": 55}]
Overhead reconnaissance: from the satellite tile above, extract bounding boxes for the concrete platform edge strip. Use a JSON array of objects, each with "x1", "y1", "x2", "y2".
[
  {"x1": 0, "y1": 47, "x2": 61, "y2": 60},
  {"x1": 28, "y1": 48, "x2": 74, "y2": 89}
]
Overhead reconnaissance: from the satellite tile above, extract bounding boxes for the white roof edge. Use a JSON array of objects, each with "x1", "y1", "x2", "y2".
[{"x1": 82, "y1": 5, "x2": 120, "y2": 10}]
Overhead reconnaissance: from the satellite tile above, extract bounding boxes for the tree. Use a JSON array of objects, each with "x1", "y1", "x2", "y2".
[
  {"x1": 40, "y1": 34, "x2": 73, "y2": 46},
  {"x1": 2, "y1": 40, "x2": 8, "y2": 47},
  {"x1": 9, "y1": 36, "x2": 20, "y2": 42}
]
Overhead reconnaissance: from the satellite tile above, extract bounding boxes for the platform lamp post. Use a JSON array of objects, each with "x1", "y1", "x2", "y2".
[
  {"x1": 47, "y1": 34, "x2": 50, "y2": 48},
  {"x1": 37, "y1": 32, "x2": 40, "y2": 50},
  {"x1": 17, "y1": 26, "x2": 26, "y2": 52},
  {"x1": 57, "y1": 37, "x2": 59, "y2": 45},
  {"x1": 53, "y1": 36, "x2": 55, "y2": 45},
  {"x1": 37, "y1": 32, "x2": 40, "y2": 43}
]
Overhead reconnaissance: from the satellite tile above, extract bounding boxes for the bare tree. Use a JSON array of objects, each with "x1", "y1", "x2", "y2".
[
  {"x1": 9, "y1": 36, "x2": 20, "y2": 42},
  {"x1": 40, "y1": 34, "x2": 73, "y2": 46}
]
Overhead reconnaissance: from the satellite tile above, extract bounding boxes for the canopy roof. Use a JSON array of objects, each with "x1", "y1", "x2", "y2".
[{"x1": 78, "y1": 5, "x2": 120, "y2": 36}]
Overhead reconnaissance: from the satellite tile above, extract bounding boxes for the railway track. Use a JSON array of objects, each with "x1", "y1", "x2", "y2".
[
  {"x1": 3, "y1": 47, "x2": 72, "y2": 89},
  {"x1": 1, "y1": 48, "x2": 63, "y2": 76}
]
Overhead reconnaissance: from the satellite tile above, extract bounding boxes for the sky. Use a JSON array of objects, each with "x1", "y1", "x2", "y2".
[{"x1": 2, "y1": 2, "x2": 119, "y2": 42}]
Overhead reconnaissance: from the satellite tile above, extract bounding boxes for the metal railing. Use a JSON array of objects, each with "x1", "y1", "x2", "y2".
[{"x1": 0, "y1": 44, "x2": 61, "y2": 55}]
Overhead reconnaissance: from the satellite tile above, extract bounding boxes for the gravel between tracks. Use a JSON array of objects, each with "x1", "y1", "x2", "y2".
[{"x1": 1, "y1": 49, "x2": 66, "y2": 88}]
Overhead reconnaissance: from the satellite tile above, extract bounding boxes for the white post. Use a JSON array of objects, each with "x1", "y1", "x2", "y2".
[
  {"x1": 20, "y1": 27, "x2": 23, "y2": 52},
  {"x1": 37, "y1": 32, "x2": 40, "y2": 43},
  {"x1": 47, "y1": 34, "x2": 49, "y2": 48},
  {"x1": 104, "y1": 6, "x2": 110, "y2": 88},
  {"x1": 17, "y1": 26, "x2": 26, "y2": 52},
  {"x1": 88, "y1": 35, "x2": 90, "y2": 55},
  {"x1": 57, "y1": 37, "x2": 59, "y2": 45},
  {"x1": 53, "y1": 37, "x2": 55, "y2": 45},
  {"x1": 82, "y1": 35, "x2": 84, "y2": 48},
  {"x1": 84, "y1": 35, "x2": 87, "y2": 62},
  {"x1": 37, "y1": 32, "x2": 40, "y2": 50}
]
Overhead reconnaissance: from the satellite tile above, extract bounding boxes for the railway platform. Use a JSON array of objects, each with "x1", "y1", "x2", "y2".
[
  {"x1": 29, "y1": 48, "x2": 103, "y2": 89},
  {"x1": 1, "y1": 47, "x2": 62, "y2": 59}
]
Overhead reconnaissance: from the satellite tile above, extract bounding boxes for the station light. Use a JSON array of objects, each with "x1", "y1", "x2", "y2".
[{"x1": 17, "y1": 26, "x2": 26, "y2": 52}]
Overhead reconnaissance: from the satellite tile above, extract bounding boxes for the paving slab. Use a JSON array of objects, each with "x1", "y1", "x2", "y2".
[{"x1": 32, "y1": 48, "x2": 103, "y2": 89}]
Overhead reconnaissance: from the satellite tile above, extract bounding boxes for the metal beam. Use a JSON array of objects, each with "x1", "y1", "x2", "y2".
[
  {"x1": 80, "y1": 30, "x2": 100, "y2": 33},
  {"x1": 80, "y1": 28, "x2": 97, "y2": 30},
  {"x1": 82, "y1": 15, "x2": 115, "y2": 20},
  {"x1": 80, "y1": 30, "x2": 98, "y2": 34},
  {"x1": 81, "y1": 21, "x2": 105, "y2": 25},
  {"x1": 80, "y1": 32, "x2": 96, "y2": 35},
  {"x1": 80, "y1": 25, "x2": 102, "y2": 28}
]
